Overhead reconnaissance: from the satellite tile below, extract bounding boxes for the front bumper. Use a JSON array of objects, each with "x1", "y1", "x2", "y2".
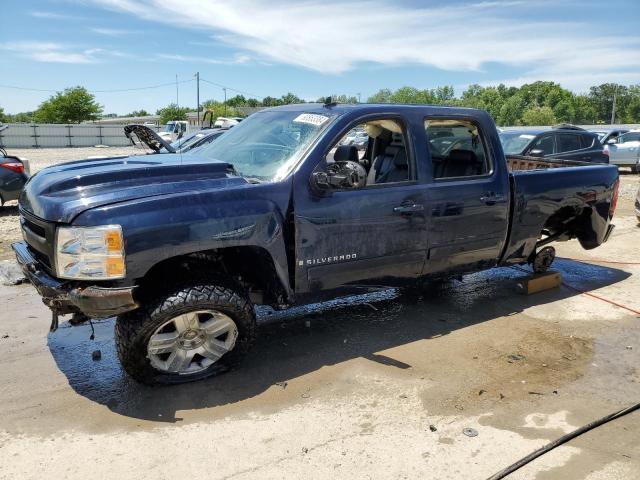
[{"x1": 12, "y1": 241, "x2": 138, "y2": 318}]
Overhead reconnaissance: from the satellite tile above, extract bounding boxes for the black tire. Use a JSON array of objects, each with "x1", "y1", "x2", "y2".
[
  {"x1": 115, "y1": 282, "x2": 256, "y2": 385},
  {"x1": 532, "y1": 246, "x2": 556, "y2": 273}
]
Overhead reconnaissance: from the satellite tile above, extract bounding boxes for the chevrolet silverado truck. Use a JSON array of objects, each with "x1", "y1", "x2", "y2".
[{"x1": 13, "y1": 103, "x2": 619, "y2": 384}]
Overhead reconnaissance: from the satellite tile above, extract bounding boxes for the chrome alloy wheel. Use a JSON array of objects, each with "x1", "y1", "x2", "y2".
[{"x1": 147, "y1": 310, "x2": 238, "y2": 375}]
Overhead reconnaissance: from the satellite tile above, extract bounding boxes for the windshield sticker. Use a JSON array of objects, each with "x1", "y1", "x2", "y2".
[
  {"x1": 293, "y1": 113, "x2": 329, "y2": 126},
  {"x1": 519, "y1": 134, "x2": 535, "y2": 139}
]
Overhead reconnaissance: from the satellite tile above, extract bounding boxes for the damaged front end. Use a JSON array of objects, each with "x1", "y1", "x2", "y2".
[{"x1": 12, "y1": 241, "x2": 138, "y2": 330}]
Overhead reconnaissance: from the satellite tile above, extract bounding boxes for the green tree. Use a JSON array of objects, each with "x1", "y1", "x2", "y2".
[
  {"x1": 156, "y1": 103, "x2": 190, "y2": 124},
  {"x1": 521, "y1": 105, "x2": 557, "y2": 126},
  {"x1": 367, "y1": 88, "x2": 393, "y2": 103},
  {"x1": 200, "y1": 99, "x2": 242, "y2": 125},
  {"x1": 280, "y1": 92, "x2": 303, "y2": 104},
  {"x1": 34, "y1": 86, "x2": 103, "y2": 123},
  {"x1": 9, "y1": 112, "x2": 35, "y2": 123},
  {"x1": 226, "y1": 95, "x2": 247, "y2": 107},
  {"x1": 589, "y1": 83, "x2": 628, "y2": 123},
  {"x1": 261, "y1": 96, "x2": 282, "y2": 107},
  {"x1": 0, "y1": 106, "x2": 6, "y2": 123},
  {"x1": 127, "y1": 109, "x2": 150, "y2": 117},
  {"x1": 497, "y1": 94, "x2": 526, "y2": 126}
]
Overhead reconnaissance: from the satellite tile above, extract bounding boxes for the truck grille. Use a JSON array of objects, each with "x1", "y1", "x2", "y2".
[{"x1": 19, "y1": 208, "x2": 56, "y2": 273}]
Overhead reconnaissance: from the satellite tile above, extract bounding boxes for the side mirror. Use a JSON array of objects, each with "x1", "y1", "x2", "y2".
[
  {"x1": 528, "y1": 149, "x2": 545, "y2": 157},
  {"x1": 311, "y1": 161, "x2": 366, "y2": 192},
  {"x1": 606, "y1": 138, "x2": 617, "y2": 145}
]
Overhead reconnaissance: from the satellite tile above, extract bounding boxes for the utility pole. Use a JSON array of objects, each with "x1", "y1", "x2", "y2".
[
  {"x1": 611, "y1": 88, "x2": 617, "y2": 125},
  {"x1": 357, "y1": 92, "x2": 361, "y2": 103},
  {"x1": 223, "y1": 87, "x2": 227, "y2": 116},
  {"x1": 195, "y1": 72, "x2": 200, "y2": 126},
  {"x1": 175, "y1": 74, "x2": 179, "y2": 106}
]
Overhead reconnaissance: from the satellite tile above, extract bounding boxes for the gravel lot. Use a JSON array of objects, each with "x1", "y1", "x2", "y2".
[{"x1": 0, "y1": 148, "x2": 639, "y2": 478}]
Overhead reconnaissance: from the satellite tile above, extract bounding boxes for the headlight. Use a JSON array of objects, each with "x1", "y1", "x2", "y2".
[{"x1": 55, "y1": 225, "x2": 125, "y2": 280}]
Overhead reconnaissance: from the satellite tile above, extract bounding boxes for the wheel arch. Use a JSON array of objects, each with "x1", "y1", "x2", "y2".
[{"x1": 135, "y1": 245, "x2": 292, "y2": 308}]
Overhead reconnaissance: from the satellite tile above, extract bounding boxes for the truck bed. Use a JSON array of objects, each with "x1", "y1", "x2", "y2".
[
  {"x1": 502, "y1": 159, "x2": 619, "y2": 265},
  {"x1": 506, "y1": 154, "x2": 594, "y2": 171}
]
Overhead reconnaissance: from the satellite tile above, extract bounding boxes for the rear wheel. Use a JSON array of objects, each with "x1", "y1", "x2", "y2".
[
  {"x1": 532, "y1": 246, "x2": 556, "y2": 273},
  {"x1": 115, "y1": 282, "x2": 255, "y2": 385}
]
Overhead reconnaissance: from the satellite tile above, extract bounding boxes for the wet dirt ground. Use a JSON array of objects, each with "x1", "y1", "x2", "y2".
[{"x1": 0, "y1": 158, "x2": 638, "y2": 479}]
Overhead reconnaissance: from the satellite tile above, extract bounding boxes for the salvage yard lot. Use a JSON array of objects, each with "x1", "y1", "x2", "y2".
[{"x1": 0, "y1": 147, "x2": 639, "y2": 479}]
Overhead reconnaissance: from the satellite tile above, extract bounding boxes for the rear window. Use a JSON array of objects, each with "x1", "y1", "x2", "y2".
[
  {"x1": 580, "y1": 134, "x2": 595, "y2": 149},
  {"x1": 556, "y1": 134, "x2": 581, "y2": 153}
]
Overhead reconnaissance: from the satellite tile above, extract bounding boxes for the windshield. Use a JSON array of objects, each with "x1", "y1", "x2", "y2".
[
  {"x1": 499, "y1": 132, "x2": 537, "y2": 154},
  {"x1": 191, "y1": 110, "x2": 336, "y2": 181},
  {"x1": 162, "y1": 123, "x2": 176, "y2": 133},
  {"x1": 166, "y1": 131, "x2": 197, "y2": 149},
  {"x1": 619, "y1": 132, "x2": 640, "y2": 143},
  {"x1": 593, "y1": 132, "x2": 607, "y2": 141}
]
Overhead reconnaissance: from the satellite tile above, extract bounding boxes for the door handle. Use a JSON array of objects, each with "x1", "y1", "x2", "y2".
[
  {"x1": 393, "y1": 202, "x2": 424, "y2": 213},
  {"x1": 480, "y1": 193, "x2": 506, "y2": 205}
]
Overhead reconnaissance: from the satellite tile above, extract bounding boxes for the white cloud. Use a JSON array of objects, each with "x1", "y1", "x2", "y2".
[
  {"x1": 29, "y1": 10, "x2": 82, "y2": 20},
  {"x1": 0, "y1": 42, "x2": 127, "y2": 64},
  {"x1": 157, "y1": 53, "x2": 250, "y2": 65},
  {"x1": 91, "y1": 0, "x2": 640, "y2": 90},
  {"x1": 90, "y1": 27, "x2": 140, "y2": 36}
]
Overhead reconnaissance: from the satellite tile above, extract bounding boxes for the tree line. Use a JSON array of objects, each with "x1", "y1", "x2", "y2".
[
  {"x1": 367, "y1": 82, "x2": 640, "y2": 125},
  {"x1": 1, "y1": 82, "x2": 638, "y2": 126}
]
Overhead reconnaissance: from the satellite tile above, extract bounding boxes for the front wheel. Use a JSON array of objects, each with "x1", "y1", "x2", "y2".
[{"x1": 115, "y1": 282, "x2": 256, "y2": 385}]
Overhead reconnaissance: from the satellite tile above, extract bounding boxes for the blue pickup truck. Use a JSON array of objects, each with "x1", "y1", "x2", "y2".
[{"x1": 13, "y1": 103, "x2": 619, "y2": 384}]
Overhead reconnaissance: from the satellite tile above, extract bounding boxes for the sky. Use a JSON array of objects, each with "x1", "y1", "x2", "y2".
[{"x1": 1, "y1": 0, "x2": 639, "y2": 115}]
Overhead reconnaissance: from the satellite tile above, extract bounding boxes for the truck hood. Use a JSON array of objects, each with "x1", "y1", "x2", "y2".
[
  {"x1": 124, "y1": 124, "x2": 175, "y2": 153},
  {"x1": 20, "y1": 154, "x2": 243, "y2": 223}
]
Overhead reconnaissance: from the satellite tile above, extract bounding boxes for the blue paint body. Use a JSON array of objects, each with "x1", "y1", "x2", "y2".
[{"x1": 17, "y1": 104, "x2": 619, "y2": 310}]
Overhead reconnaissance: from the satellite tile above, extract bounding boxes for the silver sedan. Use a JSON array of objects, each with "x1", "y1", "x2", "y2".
[{"x1": 605, "y1": 130, "x2": 640, "y2": 172}]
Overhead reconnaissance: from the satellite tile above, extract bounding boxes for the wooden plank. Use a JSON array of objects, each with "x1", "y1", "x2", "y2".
[{"x1": 516, "y1": 271, "x2": 561, "y2": 295}]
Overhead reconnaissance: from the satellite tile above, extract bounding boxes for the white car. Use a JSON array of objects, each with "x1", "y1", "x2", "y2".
[
  {"x1": 158, "y1": 121, "x2": 192, "y2": 142},
  {"x1": 605, "y1": 130, "x2": 640, "y2": 172}
]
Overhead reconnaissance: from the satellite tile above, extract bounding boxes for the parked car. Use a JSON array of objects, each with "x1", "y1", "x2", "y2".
[
  {"x1": 13, "y1": 103, "x2": 619, "y2": 385},
  {"x1": 341, "y1": 128, "x2": 368, "y2": 150},
  {"x1": 1, "y1": 157, "x2": 29, "y2": 206},
  {"x1": 0, "y1": 127, "x2": 30, "y2": 207},
  {"x1": 604, "y1": 130, "x2": 640, "y2": 172},
  {"x1": 590, "y1": 128, "x2": 629, "y2": 145},
  {"x1": 158, "y1": 120, "x2": 193, "y2": 142},
  {"x1": 636, "y1": 185, "x2": 640, "y2": 223},
  {"x1": 125, "y1": 124, "x2": 228, "y2": 154},
  {"x1": 499, "y1": 125, "x2": 608, "y2": 163}
]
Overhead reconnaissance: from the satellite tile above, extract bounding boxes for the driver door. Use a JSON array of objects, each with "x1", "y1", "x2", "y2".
[{"x1": 292, "y1": 116, "x2": 430, "y2": 294}]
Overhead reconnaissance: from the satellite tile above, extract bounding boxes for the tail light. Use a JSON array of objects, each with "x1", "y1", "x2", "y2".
[
  {"x1": 603, "y1": 145, "x2": 609, "y2": 157},
  {"x1": 0, "y1": 161, "x2": 24, "y2": 174},
  {"x1": 610, "y1": 178, "x2": 619, "y2": 217}
]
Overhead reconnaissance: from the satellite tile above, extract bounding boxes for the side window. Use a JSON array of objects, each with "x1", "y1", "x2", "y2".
[
  {"x1": 530, "y1": 135, "x2": 554, "y2": 155},
  {"x1": 323, "y1": 118, "x2": 413, "y2": 187},
  {"x1": 425, "y1": 119, "x2": 491, "y2": 179},
  {"x1": 580, "y1": 134, "x2": 595, "y2": 149},
  {"x1": 556, "y1": 134, "x2": 581, "y2": 153}
]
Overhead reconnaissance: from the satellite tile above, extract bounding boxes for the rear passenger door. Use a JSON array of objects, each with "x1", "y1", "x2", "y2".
[
  {"x1": 555, "y1": 133, "x2": 588, "y2": 161},
  {"x1": 423, "y1": 117, "x2": 510, "y2": 275}
]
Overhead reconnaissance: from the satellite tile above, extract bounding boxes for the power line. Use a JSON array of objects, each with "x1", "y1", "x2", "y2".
[
  {"x1": 0, "y1": 79, "x2": 195, "y2": 94},
  {"x1": 199, "y1": 78, "x2": 261, "y2": 99}
]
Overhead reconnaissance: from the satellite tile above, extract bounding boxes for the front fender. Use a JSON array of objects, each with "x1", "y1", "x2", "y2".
[{"x1": 72, "y1": 181, "x2": 293, "y2": 297}]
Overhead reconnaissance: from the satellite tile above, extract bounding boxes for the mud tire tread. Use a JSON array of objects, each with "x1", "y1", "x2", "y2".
[{"x1": 115, "y1": 282, "x2": 255, "y2": 385}]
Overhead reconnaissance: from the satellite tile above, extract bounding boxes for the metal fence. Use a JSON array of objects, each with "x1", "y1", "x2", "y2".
[{"x1": 0, "y1": 123, "x2": 160, "y2": 148}]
